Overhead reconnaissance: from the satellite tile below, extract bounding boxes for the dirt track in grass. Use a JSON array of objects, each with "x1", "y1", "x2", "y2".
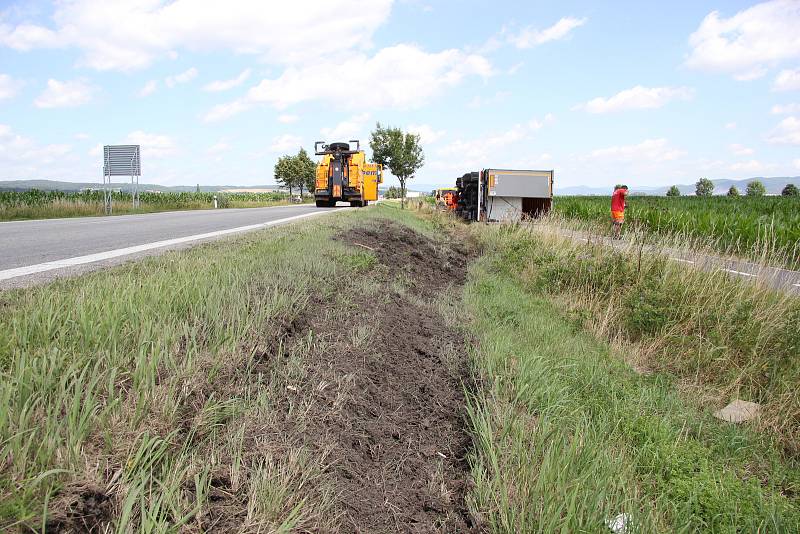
[
  {"x1": 43, "y1": 217, "x2": 478, "y2": 533},
  {"x1": 291, "y1": 219, "x2": 477, "y2": 531}
]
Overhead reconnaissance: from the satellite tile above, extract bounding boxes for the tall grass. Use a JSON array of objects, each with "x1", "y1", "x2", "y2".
[
  {"x1": 554, "y1": 195, "x2": 800, "y2": 268},
  {"x1": 0, "y1": 210, "x2": 368, "y2": 530},
  {"x1": 464, "y1": 224, "x2": 800, "y2": 531}
]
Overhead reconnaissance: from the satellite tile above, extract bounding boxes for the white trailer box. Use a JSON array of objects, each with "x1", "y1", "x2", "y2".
[{"x1": 483, "y1": 169, "x2": 553, "y2": 221}]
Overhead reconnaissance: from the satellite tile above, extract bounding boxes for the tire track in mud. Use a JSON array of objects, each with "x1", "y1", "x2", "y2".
[{"x1": 276, "y1": 219, "x2": 479, "y2": 532}]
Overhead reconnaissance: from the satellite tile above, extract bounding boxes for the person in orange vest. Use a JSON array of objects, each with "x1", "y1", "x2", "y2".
[
  {"x1": 444, "y1": 190, "x2": 457, "y2": 210},
  {"x1": 611, "y1": 185, "x2": 628, "y2": 238}
]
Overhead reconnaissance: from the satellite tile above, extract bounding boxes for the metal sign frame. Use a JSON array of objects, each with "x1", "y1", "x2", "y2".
[{"x1": 103, "y1": 145, "x2": 141, "y2": 214}]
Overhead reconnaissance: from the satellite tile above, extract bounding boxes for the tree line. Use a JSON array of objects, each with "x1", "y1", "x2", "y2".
[
  {"x1": 664, "y1": 179, "x2": 799, "y2": 197},
  {"x1": 273, "y1": 148, "x2": 317, "y2": 197}
]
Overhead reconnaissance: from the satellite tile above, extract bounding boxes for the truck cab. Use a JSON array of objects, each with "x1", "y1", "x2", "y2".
[{"x1": 314, "y1": 140, "x2": 383, "y2": 207}]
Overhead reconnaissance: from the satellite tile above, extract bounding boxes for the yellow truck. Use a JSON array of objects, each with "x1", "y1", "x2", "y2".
[{"x1": 314, "y1": 140, "x2": 383, "y2": 207}]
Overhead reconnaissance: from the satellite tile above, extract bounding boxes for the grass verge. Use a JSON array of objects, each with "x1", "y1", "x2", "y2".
[
  {"x1": 464, "y1": 221, "x2": 799, "y2": 532},
  {"x1": 0, "y1": 204, "x2": 476, "y2": 532},
  {"x1": 0, "y1": 208, "x2": 367, "y2": 530}
]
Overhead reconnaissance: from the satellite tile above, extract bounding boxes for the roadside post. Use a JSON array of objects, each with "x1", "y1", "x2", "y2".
[{"x1": 213, "y1": 195, "x2": 218, "y2": 209}]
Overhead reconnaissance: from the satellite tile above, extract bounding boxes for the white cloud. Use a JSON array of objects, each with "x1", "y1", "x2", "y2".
[
  {"x1": 725, "y1": 122, "x2": 737, "y2": 129},
  {"x1": 767, "y1": 115, "x2": 800, "y2": 145},
  {"x1": 208, "y1": 140, "x2": 230, "y2": 154},
  {"x1": 729, "y1": 143, "x2": 754, "y2": 156},
  {"x1": 320, "y1": 113, "x2": 371, "y2": 141},
  {"x1": 508, "y1": 17, "x2": 587, "y2": 48},
  {"x1": 269, "y1": 134, "x2": 304, "y2": 152},
  {"x1": 277, "y1": 114, "x2": 299, "y2": 124},
  {"x1": 686, "y1": 1, "x2": 800, "y2": 80},
  {"x1": 771, "y1": 103, "x2": 800, "y2": 114},
  {"x1": 407, "y1": 124, "x2": 446, "y2": 145},
  {"x1": 0, "y1": 124, "x2": 73, "y2": 180},
  {"x1": 34, "y1": 78, "x2": 94, "y2": 108},
  {"x1": 204, "y1": 44, "x2": 491, "y2": 120},
  {"x1": 773, "y1": 68, "x2": 800, "y2": 91},
  {"x1": 203, "y1": 69, "x2": 251, "y2": 92},
  {"x1": 125, "y1": 131, "x2": 176, "y2": 158},
  {"x1": 203, "y1": 100, "x2": 250, "y2": 123},
  {"x1": 434, "y1": 116, "x2": 552, "y2": 171},
  {"x1": 576, "y1": 86, "x2": 694, "y2": 113},
  {"x1": 165, "y1": 67, "x2": 198, "y2": 88},
  {"x1": 138, "y1": 80, "x2": 158, "y2": 97},
  {"x1": 0, "y1": 73, "x2": 23, "y2": 100},
  {"x1": 0, "y1": 0, "x2": 393, "y2": 71},
  {"x1": 729, "y1": 159, "x2": 776, "y2": 172},
  {"x1": 588, "y1": 138, "x2": 685, "y2": 162}
]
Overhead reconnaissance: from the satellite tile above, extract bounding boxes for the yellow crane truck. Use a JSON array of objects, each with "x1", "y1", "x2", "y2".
[{"x1": 314, "y1": 140, "x2": 382, "y2": 207}]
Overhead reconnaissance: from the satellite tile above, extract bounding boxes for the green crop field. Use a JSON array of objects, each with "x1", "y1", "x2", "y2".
[
  {"x1": 0, "y1": 189, "x2": 297, "y2": 221},
  {"x1": 553, "y1": 195, "x2": 800, "y2": 267}
]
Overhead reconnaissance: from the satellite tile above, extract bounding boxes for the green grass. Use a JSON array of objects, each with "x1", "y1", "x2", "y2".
[
  {"x1": 553, "y1": 195, "x2": 800, "y2": 267},
  {"x1": 0, "y1": 189, "x2": 303, "y2": 221},
  {"x1": 464, "y1": 225, "x2": 800, "y2": 532},
  {"x1": 0, "y1": 207, "x2": 383, "y2": 530}
]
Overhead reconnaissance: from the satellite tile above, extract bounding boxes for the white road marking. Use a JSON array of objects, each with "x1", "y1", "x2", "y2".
[
  {"x1": 671, "y1": 257, "x2": 695, "y2": 264},
  {"x1": 0, "y1": 209, "x2": 344, "y2": 282},
  {"x1": 794, "y1": 283, "x2": 800, "y2": 288},
  {"x1": 723, "y1": 268, "x2": 757, "y2": 278}
]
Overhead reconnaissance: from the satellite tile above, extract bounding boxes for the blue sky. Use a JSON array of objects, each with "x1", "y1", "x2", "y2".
[{"x1": 1, "y1": 0, "x2": 799, "y2": 190}]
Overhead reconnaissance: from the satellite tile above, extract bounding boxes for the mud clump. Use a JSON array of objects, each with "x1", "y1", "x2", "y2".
[
  {"x1": 286, "y1": 218, "x2": 479, "y2": 531},
  {"x1": 44, "y1": 483, "x2": 113, "y2": 533},
  {"x1": 341, "y1": 220, "x2": 471, "y2": 293}
]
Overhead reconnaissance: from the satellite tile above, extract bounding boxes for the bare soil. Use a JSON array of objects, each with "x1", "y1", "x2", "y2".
[{"x1": 42, "y1": 217, "x2": 478, "y2": 532}]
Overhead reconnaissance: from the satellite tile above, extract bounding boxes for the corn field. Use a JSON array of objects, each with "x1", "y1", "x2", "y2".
[
  {"x1": 0, "y1": 189, "x2": 291, "y2": 221},
  {"x1": 553, "y1": 195, "x2": 800, "y2": 267}
]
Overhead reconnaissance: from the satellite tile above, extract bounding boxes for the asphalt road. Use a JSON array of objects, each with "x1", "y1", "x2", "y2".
[{"x1": 0, "y1": 204, "x2": 344, "y2": 288}]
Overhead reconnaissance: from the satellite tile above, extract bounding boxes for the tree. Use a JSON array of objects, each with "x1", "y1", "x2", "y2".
[
  {"x1": 385, "y1": 186, "x2": 402, "y2": 199},
  {"x1": 666, "y1": 185, "x2": 680, "y2": 197},
  {"x1": 293, "y1": 148, "x2": 317, "y2": 197},
  {"x1": 274, "y1": 155, "x2": 295, "y2": 196},
  {"x1": 369, "y1": 123, "x2": 424, "y2": 208},
  {"x1": 746, "y1": 180, "x2": 766, "y2": 196},
  {"x1": 695, "y1": 177, "x2": 714, "y2": 196},
  {"x1": 781, "y1": 183, "x2": 799, "y2": 196},
  {"x1": 727, "y1": 185, "x2": 740, "y2": 197}
]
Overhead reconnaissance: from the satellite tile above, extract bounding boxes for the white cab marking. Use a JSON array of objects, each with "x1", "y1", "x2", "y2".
[
  {"x1": 723, "y1": 268, "x2": 757, "y2": 278},
  {"x1": 0, "y1": 209, "x2": 343, "y2": 282}
]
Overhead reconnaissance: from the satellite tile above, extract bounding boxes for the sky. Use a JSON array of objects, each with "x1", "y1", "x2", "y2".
[{"x1": 1, "y1": 0, "x2": 799, "y2": 191}]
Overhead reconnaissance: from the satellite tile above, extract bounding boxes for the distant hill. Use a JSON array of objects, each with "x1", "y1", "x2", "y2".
[
  {"x1": 555, "y1": 176, "x2": 800, "y2": 196},
  {"x1": 0, "y1": 179, "x2": 280, "y2": 193}
]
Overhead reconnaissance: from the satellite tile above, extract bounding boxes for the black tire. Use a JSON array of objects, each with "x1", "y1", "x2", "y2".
[
  {"x1": 329, "y1": 142, "x2": 350, "y2": 152},
  {"x1": 349, "y1": 201, "x2": 361, "y2": 207},
  {"x1": 315, "y1": 200, "x2": 327, "y2": 207},
  {"x1": 363, "y1": 200, "x2": 369, "y2": 206}
]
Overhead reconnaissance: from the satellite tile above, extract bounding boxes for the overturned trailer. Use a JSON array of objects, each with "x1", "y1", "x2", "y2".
[{"x1": 454, "y1": 168, "x2": 554, "y2": 222}]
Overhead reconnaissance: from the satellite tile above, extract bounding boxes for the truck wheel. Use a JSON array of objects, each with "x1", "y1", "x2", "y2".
[
  {"x1": 315, "y1": 200, "x2": 326, "y2": 207},
  {"x1": 363, "y1": 200, "x2": 369, "y2": 206}
]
